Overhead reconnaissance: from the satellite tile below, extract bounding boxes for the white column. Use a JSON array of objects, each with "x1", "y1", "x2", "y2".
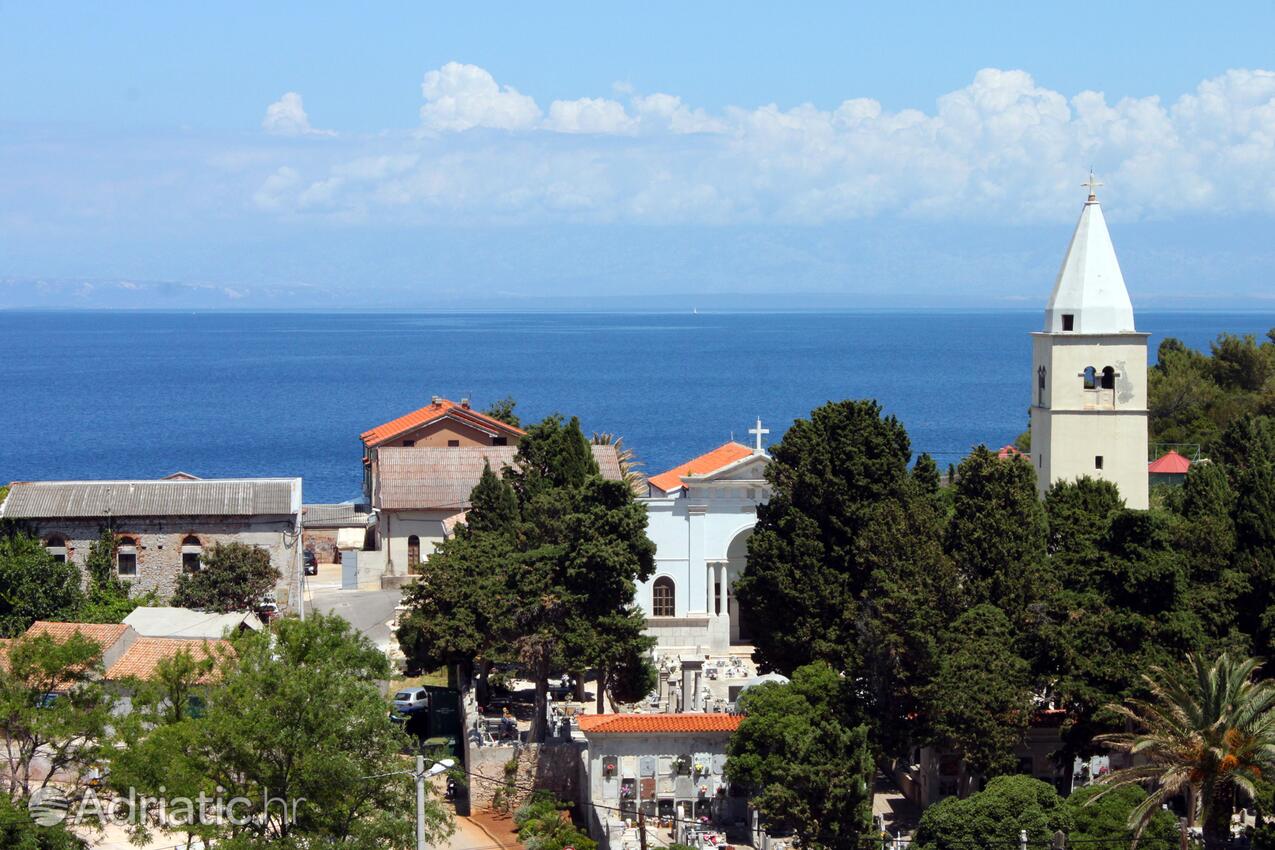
[{"x1": 715, "y1": 561, "x2": 726, "y2": 617}]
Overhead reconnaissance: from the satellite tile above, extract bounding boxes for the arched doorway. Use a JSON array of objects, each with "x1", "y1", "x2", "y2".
[{"x1": 726, "y1": 527, "x2": 754, "y2": 645}]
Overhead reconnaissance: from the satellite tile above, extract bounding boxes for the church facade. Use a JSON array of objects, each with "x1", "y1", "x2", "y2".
[
  {"x1": 1030, "y1": 178, "x2": 1149, "y2": 509},
  {"x1": 637, "y1": 423, "x2": 771, "y2": 654}
]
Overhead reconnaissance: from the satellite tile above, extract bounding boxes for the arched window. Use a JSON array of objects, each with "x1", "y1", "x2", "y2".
[
  {"x1": 407, "y1": 535, "x2": 421, "y2": 568},
  {"x1": 45, "y1": 535, "x2": 67, "y2": 564},
  {"x1": 1082, "y1": 366, "x2": 1097, "y2": 390},
  {"x1": 116, "y1": 536, "x2": 138, "y2": 577},
  {"x1": 1101, "y1": 366, "x2": 1116, "y2": 390},
  {"x1": 652, "y1": 577, "x2": 675, "y2": 617},
  {"x1": 181, "y1": 535, "x2": 202, "y2": 573}
]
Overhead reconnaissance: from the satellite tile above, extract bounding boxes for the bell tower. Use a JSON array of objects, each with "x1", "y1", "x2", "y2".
[{"x1": 1030, "y1": 174, "x2": 1149, "y2": 509}]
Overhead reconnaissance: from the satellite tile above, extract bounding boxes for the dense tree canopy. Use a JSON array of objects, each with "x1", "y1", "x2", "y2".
[
  {"x1": 109, "y1": 614, "x2": 448, "y2": 849},
  {"x1": 734, "y1": 387, "x2": 1275, "y2": 807},
  {"x1": 734, "y1": 400, "x2": 914, "y2": 675},
  {"x1": 726, "y1": 662, "x2": 874, "y2": 850},
  {"x1": 0, "y1": 533, "x2": 84, "y2": 636},
  {"x1": 172, "y1": 541, "x2": 280, "y2": 613},
  {"x1": 1150, "y1": 329, "x2": 1275, "y2": 449},
  {"x1": 400, "y1": 414, "x2": 656, "y2": 741}
]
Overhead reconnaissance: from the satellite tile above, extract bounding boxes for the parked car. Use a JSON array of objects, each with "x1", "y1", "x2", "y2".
[
  {"x1": 303, "y1": 549, "x2": 318, "y2": 575},
  {"x1": 257, "y1": 593, "x2": 279, "y2": 622},
  {"x1": 392, "y1": 688, "x2": 430, "y2": 715}
]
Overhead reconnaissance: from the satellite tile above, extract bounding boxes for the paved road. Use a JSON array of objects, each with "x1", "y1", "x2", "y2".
[{"x1": 305, "y1": 566, "x2": 403, "y2": 651}]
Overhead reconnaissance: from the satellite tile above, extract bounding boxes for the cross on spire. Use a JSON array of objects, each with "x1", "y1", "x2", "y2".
[
  {"x1": 1082, "y1": 169, "x2": 1103, "y2": 200},
  {"x1": 748, "y1": 417, "x2": 769, "y2": 453}
]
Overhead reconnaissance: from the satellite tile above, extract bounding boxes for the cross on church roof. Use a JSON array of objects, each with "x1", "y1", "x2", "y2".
[
  {"x1": 1083, "y1": 169, "x2": 1103, "y2": 200},
  {"x1": 749, "y1": 417, "x2": 769, "y2": 453}
]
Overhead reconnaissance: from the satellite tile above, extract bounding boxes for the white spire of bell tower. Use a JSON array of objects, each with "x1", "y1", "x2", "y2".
[{"x1": 1043, "y1": 172, "x2": 1136, "y2": 334}]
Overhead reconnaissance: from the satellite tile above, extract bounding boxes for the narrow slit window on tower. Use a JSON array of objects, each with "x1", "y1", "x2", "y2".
[
  {"x1": 1095, "y1": 455, "x2": 1104, "y2": 470},
  {"x1": 1062, "y1": 314, "x2": 1075, "y2": 331},
  {"x1": 1037, "y1": 366, "x2": 1046, "y2": 405}
]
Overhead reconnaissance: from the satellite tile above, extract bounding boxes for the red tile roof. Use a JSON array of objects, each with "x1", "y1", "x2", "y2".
[
  {"x1": 997, "y1": 444, "x2": 1027, "y2": 460},
  {"x1": 105, "y1": 638, "x2": 230, "y2": 684},
  {"x1": 648, "y1": 442, "x2": 755, "y2": 493},
  {"x1": 360, "y1": 399, "x2": 525, "y2": 447},
  {"x1": 577, "y1": 713, "x2": 743, "y2": 734},
  {"x1": 1149, "y1": 450, "x2": 1192, "y2": 474},
  {"x1": 26, "y1": 622, "x2": 129, "y2": 649}
]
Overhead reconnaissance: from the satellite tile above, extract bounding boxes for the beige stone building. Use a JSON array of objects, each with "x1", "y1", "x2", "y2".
[
  {"x1": 0, "y1": 476, "x2": 304, "y2": 610},
  {"x1": 359, "y1": 397, "x2": 625, "y2": 579},
  {"x1": 1030, "y1": 178, "x2": 1149, "y2": 509}
]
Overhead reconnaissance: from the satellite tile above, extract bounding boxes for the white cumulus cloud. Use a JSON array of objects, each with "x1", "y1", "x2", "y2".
[
  {"x1": 420, "y1": 62, "x2": 542, "y2": 131},
  {"x1": 261, "y1": 92, "x2": 334, "y2": 137},
  {"x1": 544, "y1": 97, "x2": 637, "y2": 134},
  {"x1": 245, "y1": 65, "x2": 1275, "y2": 227}
]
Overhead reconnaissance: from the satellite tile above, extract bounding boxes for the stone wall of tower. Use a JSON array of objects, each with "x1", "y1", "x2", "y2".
[{"x1": 1030, "y1": 332, "x2": 1149, "y2": 509}]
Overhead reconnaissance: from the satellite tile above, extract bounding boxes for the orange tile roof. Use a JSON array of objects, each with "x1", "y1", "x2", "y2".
[
  {"x1": 360, "y1": 399, "x2": 526, "y2": 447},
  {"x1": 648, "y1": 442, "x2": 755, "y2": 493},
  {"x1": 26, "y1": 622, "x2": 129, "y2": 649},
  {"x1": 105, "y1": 638, "x2": 230, "y2": 684},
  {"x1": 577, "y1": 713, "x2": 743, "y2": 734}
]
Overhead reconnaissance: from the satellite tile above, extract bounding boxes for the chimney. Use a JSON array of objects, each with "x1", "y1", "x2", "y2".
[
  {"x1": 430, "y1": 395, "x2": 441, "y2": 405},
  {"x1": 461, "y1": 397, "x2": 470, "y2": 409}
]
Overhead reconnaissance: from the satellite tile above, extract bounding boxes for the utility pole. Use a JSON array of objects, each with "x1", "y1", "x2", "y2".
[
  {"x1": 639, "y1": 809, "x2": 648, "y2": 850},
  {"x1": 417, "y1": 755, "x2": 428, "y2": 850}
]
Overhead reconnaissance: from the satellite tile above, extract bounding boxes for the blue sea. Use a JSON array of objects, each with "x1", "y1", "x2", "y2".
[{"x1": 2, "y1": 310, "x2": 1272, "y2": 503}]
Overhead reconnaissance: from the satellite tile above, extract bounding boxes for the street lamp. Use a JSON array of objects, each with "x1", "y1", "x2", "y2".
[{"x1": 417, "y1": 757, "x2": 455, "y2": 850}]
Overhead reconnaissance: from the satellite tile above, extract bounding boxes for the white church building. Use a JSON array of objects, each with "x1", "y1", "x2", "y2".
[
  {"x1": 637, "y1": 421, "x2": 772, "y2": 654},
  {"x1": 1030, "y1": 175, "x2": 1149, "y2": 509}
]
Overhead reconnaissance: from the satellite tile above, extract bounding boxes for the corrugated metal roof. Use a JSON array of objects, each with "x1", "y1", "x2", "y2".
[
  {"x1": 0, "y1": 478, "x2": 301, "y2": 519},
  {"x1": 377, "y1": 445, "x2": 623, "y2": 510},
  {"x1": 302, "y1": 503, "x2": 374, "y2": 528}
]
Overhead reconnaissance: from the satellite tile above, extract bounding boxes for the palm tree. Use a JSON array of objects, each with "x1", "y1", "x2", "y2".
[
  {"x1": 1094, "y1": 653, "x2": 1275, "y2": 850},
  {"x1": 590, "y1": 432, "x2": 645, "y2": 493}
]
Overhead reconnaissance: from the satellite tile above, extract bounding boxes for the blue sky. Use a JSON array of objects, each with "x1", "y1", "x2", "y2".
[{"x1": 3, "y1": 2, "x2": 1275, "y2": 309}]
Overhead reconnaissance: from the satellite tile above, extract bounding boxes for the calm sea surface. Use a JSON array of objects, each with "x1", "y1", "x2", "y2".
[{"x1": 2, "y1": 310, "x2": 1272, "y2": 503}]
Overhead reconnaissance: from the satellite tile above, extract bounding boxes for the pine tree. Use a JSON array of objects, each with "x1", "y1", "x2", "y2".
[
  {"x1": 732, "y1": 399, "x2": 913, "y2": 676},
  {"x1": 945, "y1": 446, "x2": 1048, "y2": 613}
]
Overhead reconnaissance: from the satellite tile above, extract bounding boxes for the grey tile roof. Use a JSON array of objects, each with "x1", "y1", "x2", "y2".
[
  {"x1": 302, "y1": 503, "x2": 374, "y2": 528},
  {"x1": 0, "y1": 478, "x2": 302, "y2": 519},
  {"x1": 376, "y1": 445, "x2": 623, "y2": 510}
]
